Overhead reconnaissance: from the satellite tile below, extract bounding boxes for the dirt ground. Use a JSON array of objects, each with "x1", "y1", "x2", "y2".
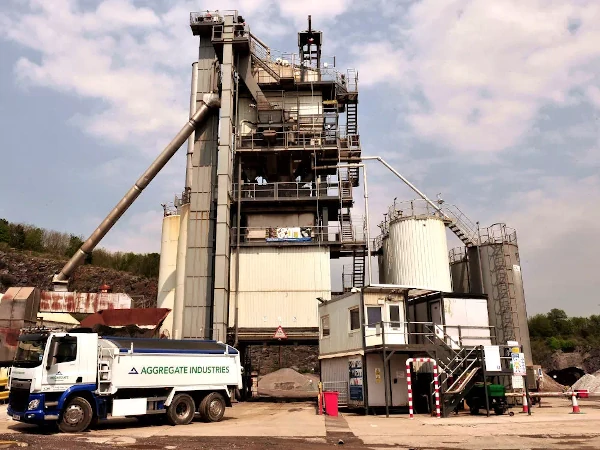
[{"x1": 1, "y1": 397, "x2": 600, "y2": 449}]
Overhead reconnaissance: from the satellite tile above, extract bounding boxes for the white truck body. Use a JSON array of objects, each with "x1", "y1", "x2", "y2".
[{"x1": 8, "y1": 330, "x2": 242, "y2": 432}]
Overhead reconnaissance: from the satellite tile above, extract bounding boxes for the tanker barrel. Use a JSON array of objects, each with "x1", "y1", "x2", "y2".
[{"x1": 52, "y1": 95, "x2": 220, "y2": 290}]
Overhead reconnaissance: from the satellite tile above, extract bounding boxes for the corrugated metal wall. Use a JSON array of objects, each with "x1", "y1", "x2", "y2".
[
  {"x1": 230, "y1": 247, "x2": 330, "y2": 328},
  {"x1": 381, "y1": 217, "x2": 452, "y2": 291},
  {"x1": 247, "y1": 213, "x2": 314, "y2": 228},
  {"x1": 318, "y1": 293, "x2": 363, "y2": 356}
]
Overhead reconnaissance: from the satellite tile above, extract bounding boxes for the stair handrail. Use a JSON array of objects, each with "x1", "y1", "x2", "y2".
[
  {"x1": 442, "y1": 204, "x2": 479, "y2": 245},
  {"x1": 445, "y1": 353, "x2": 480, "y2": 393}
]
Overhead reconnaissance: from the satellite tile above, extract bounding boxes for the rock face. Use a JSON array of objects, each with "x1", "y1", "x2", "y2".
[
  {"x1": 0, "y1": 248, "x2": 158, "y2": 307},
  {"x1": 250, "y1": 344, "x2": 319, "y2": 376}
]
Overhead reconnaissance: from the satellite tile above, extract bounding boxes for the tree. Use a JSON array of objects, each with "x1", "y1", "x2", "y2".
[
  {"x1": 0, "y1": 219, "x2": 10, "y2": 244},
  {"x1": 65, "y1": 235, "x2": 92, "y2": 264},
  {"x1": 9, "y1": 224, "x2": 26, "y2": 249},
  {"x1": 23, "y1": 227, "x2": 44, "y2": 252}
]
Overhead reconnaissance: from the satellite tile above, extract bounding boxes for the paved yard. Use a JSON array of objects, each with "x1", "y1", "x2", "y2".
[{"x1": 1, "y1": 398, "x2": 599, "y2": 449}]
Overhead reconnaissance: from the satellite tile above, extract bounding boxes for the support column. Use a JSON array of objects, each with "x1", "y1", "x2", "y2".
[
  {"x1": 212, "y1": 16, "x2": 235, "y2": 341},
  {"x1": 184, "y1": 37, "x2": 219, "y2": 339}
]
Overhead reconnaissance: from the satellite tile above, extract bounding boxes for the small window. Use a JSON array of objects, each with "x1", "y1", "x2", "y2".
[
  {"x1": 321, "y1": 315, "x2": 330, "y2": 338},
  {"x1": 349, "y1": 308, "x2": 360, "y2": 331},
  {"x1": 366, "y1": 306, "x2": 382, "y2": 327},
  {"x1": 389, "y1": 304, "x2": 401, "y2": 328},
  {"x1": 55, "y1": 338, "x2": 77, "y2": 364}
]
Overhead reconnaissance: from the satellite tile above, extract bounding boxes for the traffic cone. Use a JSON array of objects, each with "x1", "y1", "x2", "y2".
[
  {"x1": 520, "y1": 391, "x2": 529, "y2": 414},
  {"x1": 570, "y1": 392, "x2": 581, "y2": 414}
]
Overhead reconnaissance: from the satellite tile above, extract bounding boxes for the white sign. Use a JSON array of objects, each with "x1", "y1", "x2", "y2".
[
  {"x1": 512, "y1": 352, "x2": 526, "y2": 376},
  {"x1": 483, "y1": 345, "x2": 502, "y2": 372},
  {"x1": 512, "y1": 375, "x2": 524, "y2": 389}
]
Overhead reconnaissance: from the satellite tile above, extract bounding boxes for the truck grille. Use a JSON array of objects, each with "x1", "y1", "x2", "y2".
[{"x1": 9, "y1": 388, "x2": 30, "y2": 413}]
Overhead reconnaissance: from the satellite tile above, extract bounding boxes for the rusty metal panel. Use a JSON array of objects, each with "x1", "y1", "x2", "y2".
[
  {"x1": 39, "y1": 291, "x2": 132, "y2": 313},
  {"x1": 80, "y1": 308, "x2": 170, "y2": 328}
]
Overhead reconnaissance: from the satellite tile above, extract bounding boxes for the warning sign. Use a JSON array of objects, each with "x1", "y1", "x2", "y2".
[{"x1": 273, "y1": 326, "x2": 287, "y2": 340}]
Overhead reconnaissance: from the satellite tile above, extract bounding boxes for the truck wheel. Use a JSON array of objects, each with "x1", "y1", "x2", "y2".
[
  {"x1": 58, "y1": 396, "x2": 93, "y2": 433},
  {"x1": 199, "y1": 392, "x2": 226, "y2": 423},
  {"x1": 167, "y1": 394, "x2": 195, "y2": 426}
]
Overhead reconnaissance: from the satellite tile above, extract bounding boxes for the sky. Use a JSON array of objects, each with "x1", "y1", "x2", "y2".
[{"x1": 1, "y1": 0, "x2": 599, "y2": 317}]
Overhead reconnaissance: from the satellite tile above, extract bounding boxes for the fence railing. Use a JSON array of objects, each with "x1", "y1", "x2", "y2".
[
  {"x1": 363, "y1": 321, "x2": 496, "y2": 348},
  {"x1": 231, "y1": 181, "x2": 351, "y2": 201},
  {"x1": 231, "y1": 223, "x2": 366, "y2": 245},
  {"x1": 236, "y1": 127, "x2": 360, "y2": 151}
]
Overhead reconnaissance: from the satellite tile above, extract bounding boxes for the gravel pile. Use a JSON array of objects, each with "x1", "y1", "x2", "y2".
[
  {"x1": 258, "y1": 368, "x2": 319, "y2": 398},
  {"x1": 539, "y1": 371, "x2": 566, "y2": 392},
  {"x1": 572, "y1": 373, "x2": 600, "y2": 392}
]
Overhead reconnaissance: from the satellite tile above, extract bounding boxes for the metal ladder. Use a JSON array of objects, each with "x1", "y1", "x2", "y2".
[
  {"x1": 489, "y1": 237, "x2": 518, "y2": 343},
  {"x1": 352, "y1": 248, "x2": 365, "y2": 287},
  {"x1": 97, "y1": 347, "x2": 116, "y2": 395}
]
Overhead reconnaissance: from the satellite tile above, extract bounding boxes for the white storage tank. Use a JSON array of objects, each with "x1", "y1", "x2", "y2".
[
  {"x1": 157, "y1": 213, "x2": 180, "y2": 338},
  {"x1": 378, "y1": 200, "x2": 452, "y2": 292}
]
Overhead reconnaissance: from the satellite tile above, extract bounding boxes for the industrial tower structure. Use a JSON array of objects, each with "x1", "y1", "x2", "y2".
[{"x1": 159, "y1": 11, "x2": 366, "y2": 355}]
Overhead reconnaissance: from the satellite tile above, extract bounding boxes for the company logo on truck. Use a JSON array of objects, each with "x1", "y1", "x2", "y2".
[{"x1": 128, "y1": 366, "x2": 230, "y2": 375}]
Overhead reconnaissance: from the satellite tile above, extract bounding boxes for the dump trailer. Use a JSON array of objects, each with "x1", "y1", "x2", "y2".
[{"x1": 7, "y1": 328, "x2": 242, "y2": 432}]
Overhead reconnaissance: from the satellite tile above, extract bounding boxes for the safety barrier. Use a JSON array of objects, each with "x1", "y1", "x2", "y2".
[{"x1": 406, "y1": 357, "x2": 440, "y2": 419}]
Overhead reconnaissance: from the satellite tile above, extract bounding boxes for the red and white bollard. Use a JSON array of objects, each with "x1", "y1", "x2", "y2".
[
  {"x1": 520, "y1": 391, "x2": 529, "y2": 414},
  {"x1": 570, "y1": 392, "x2": 581, "y2": 414}
]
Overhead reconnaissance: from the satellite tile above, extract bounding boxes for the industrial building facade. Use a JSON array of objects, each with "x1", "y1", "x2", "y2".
[{"x1": 157, "y1": 11, "x2": 366, "y2": 354}]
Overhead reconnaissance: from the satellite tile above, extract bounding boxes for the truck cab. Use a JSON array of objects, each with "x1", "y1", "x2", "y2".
[
  {"x1": 8, "y1": 329, "x2": 99, "y2": 425},
  {"x1": 8, "y1": 328, "x2": 243, "y2": 432}
]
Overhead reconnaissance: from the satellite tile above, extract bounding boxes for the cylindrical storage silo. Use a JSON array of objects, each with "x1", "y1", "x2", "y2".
[
  {"x1": 157, "y1": 214, "x2": 180, "y2": 338},
  {"x1": 379, "y1": 200, "x2": 452, "y2": 292},
  {"x1": 479, "y1": 223, "x2": 532, "y2": 365},
  {"x1": 449, "y1": 247, "x2": 470, "y2": 293},
  {"x1": 172, "y1": 203, "x2": 189, "y2": 340}
]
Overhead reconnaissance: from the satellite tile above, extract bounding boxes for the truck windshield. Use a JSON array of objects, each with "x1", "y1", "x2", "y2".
[{"x1": 14, "y1": 337, "x2": 47, "y2": 368}]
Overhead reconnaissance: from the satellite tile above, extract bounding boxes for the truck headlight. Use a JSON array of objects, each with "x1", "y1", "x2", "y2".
[{"x1": 28, "y1": 399, "x2": 40, "y2": 410}]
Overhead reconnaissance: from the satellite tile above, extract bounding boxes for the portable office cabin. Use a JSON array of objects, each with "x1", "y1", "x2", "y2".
[
  {"x1": 318, "y1": 286, "x2": 426, "y2": 410},
  {"x1": 319, "y1": 286, "x2": 494, "y2": 413},
  {"x1": 406, "y1": 292, "x2": 493, "y2": 348}
]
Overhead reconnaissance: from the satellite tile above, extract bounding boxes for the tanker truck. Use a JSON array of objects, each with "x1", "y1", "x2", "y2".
[{"x1": 7, "y1": 327, "x2": 242, "y2": 432}]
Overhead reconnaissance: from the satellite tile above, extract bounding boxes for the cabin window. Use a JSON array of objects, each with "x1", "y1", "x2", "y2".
[
  {"x1": 349, "y1": 307, "x2": 360, "y2": 331},
  {"x1": 366, "y1": 306, "x2": 382, "y2": 327},
  {"x1": 389, "y1": 304, "x2": 401, "y2": 328},
  {"x1": 321, "y1": 315, "x2": 330, "y2": 338}
]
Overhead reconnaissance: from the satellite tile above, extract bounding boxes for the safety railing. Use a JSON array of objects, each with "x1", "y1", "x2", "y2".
[
  {"x1": 231, "y1": 181, "x2": 351, "y2": 201},
  {"x1": 231, "y1": 223, "x2": 366, "y2": 245},
  {"x1": 362, "y1": 321, "x2": 496, "y2": 348},
  {"x1": 236, "y1": 127, "x2": 360, "y2": 151},
  {"x1": 479, "y1": 223, "x2": 518, "y2": 245}
]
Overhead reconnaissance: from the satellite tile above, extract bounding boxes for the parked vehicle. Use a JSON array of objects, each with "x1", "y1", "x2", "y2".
[{"x1": 7, "y1": 327, "x2": 242, "y2": 432}]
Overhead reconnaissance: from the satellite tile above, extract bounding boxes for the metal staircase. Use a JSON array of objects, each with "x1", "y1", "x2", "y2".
[
  {"x1": 441, "y1": 204, "x2": 478, "y2": 247},
  {"x1": 339, "y1": 208, "x2": 354, "y2": 242},
  {"x1": 423, "y1": 324, "x2": 483, "y2": 417},
  {"x1": 352, "y1": 249, "x2": 365, "y2": 288},
  {"x1": 249, "y1": 36, "x2": 281, "y2": 83}
]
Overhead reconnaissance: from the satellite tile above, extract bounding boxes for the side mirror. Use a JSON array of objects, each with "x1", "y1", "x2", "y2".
[{"x1": 46, "y1": 339, "x2": 59, "y2": 370}]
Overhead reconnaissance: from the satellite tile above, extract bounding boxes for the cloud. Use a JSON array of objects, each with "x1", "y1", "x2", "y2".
[
  {"x1": 0, "y1": 0, "x2": 354, "y2": 156},
  {"x1": 494, "y1": 175, "x2": 600, "y2": 315},
  {"x1": 352, "y1": 0, "x2": 600, "y2": 154},
  {"x1": 100, "y1": 209, "x2": 164, "y2": 253}
]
